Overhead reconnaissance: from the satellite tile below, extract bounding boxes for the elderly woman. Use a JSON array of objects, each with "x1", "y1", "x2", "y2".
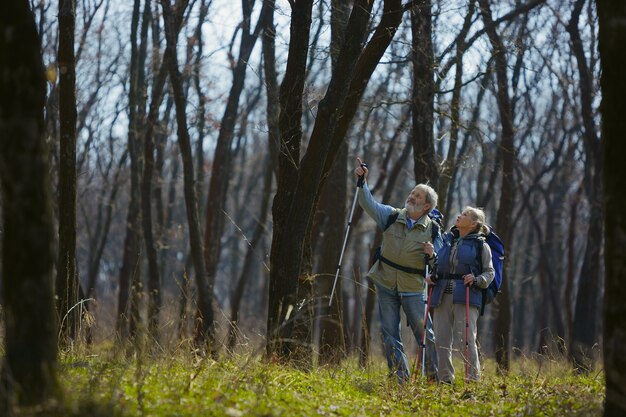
[{"x1": 426, "y1": 206, "x2": 495, "y2": 383}]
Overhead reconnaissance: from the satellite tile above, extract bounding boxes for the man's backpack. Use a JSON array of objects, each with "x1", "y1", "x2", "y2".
[
  {"x1": 372, "y1": 209, "x2": 443, "y2": 273},
  {"x1": 476, "y1": 225, "x2": 505, "y2": 315}
]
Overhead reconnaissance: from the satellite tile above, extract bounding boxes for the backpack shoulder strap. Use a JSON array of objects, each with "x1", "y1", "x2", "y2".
[
  {"x1": 430, "y1": 220, "x2": 439, "y2": 242},
  {"x1": 475, "y1": 236, "x2": 485, "y2": 273},
  {"x1": 384, "y1": 211, "x2": 400, "y2": 231}
]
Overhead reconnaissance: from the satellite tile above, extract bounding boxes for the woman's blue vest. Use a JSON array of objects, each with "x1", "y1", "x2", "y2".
[{"x1": 429, "y1": 231, "x2": 483, "y2": 308}]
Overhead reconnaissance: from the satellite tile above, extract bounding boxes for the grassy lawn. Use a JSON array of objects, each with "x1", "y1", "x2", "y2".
[{"x1": 12, "y1": 344, "x2": 603, "y2": 417}]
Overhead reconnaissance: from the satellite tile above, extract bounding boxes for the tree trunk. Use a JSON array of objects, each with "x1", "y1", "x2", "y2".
[
  {"x1": 411, "y1": 0, "x2": 438, "y2": 188},
  {"x1": 266, "y1": 0, "x2": 314, "y2": 360},
  {"x1": 316, "y1": 142, "x2": 348, "y2": 365},
  {"x1": 479, "y1": 0, "x2": 515, "y2": 373},
  {"x1": 117, "y1": 0, "x2": 148, "y2": 344},
  {"x1": 596, "y1": 2, "x2": 626, "y2": 415},
  {"x1": 56, "y1": 0, "x2": 79, "y2": 346},
  {"x1": 433, "y1": 1, "x2": 475, "y2": 210},
  {"x1": 323, "y1": 0, "x2": 404, "y2": 173},
  {"x1": 567, "y1": 0, "x2": 603, "y2": 372},
  {"x1": 269, "y1": 0, "x2": 385, "y2": 362},
  {"x1": 0, "y1": 0, "x2": 59, "y2": 404},
  {"x1": 314, "y1": 0, "x2": 350, "y2": 367},
  {"x1": 141, "y1": 62, "x2": 168, "y2": 345},
  {"x1": 161, "y1": 0, "x2": 217, "y2": 353},
  {"x1": 227, "y1": 155, "x2": 273, "y2": 351},
  {"x1": 203, "y1": 0, "x2": 268, "y2": 317},
  {"x1": 268, "y1": 0, "x2": 404, "y2": 363}
]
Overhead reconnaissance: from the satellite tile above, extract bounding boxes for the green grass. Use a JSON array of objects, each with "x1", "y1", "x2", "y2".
[{"x1": 13, "y1": 347, "x2": 605, "y2": 417}]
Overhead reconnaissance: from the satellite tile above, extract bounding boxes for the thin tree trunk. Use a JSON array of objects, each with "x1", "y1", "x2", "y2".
[
  {"x1": 315, "y1": 0, "x2": 350, "y2": 367},
  {"x1": 86, "y1": 151, "x2": 128, "y2": 299},
  {"x1": 567, "y1": 0, "x2": 603, "y2": 372},
  {"x1": 597, "y1": 2, "x2": 626, "y2": 415},
  {"x1": 565, "y1": 184, "x2": 583, "y2": 344},
  {"x1": 0, "y1": 0, "x2": 59, "y2": 404},
  {"x1": 227, "y1": 156, "x2": 273, "y2": 351},
  {"x1": 203, "y1": 0, "x2": 269, "y2": 316},
  {"x1": 193, "y1": 0, "x2": 210, "y2": 212},
  {"x1": 323, "y1": 0, "x2": 404, "y2": 173},
  {"x1": 434, "y1": 1, "x2": 475, "y2": 209},
  {"x1": 141, "y1": 62, "x2": 168, "y2": 345},
  {"x1": 316, "y1": 142, "x2": 348, "y2": 365},
  {"x1": 57, "y1": 0, "x2": 79, "y2": 346},
  {"x1": 117, "y1": 0, "x2": 148, "y2": 344},
  {"x1": 161, "y1": 0, "x2": 217, "y2": 353},
  {"x1": 479, "y1": 0, "x2": 515, "y2": 373}
]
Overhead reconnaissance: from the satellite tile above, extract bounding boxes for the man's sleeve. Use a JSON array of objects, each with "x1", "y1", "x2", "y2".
[{"x1": 357, "y1": 182, "x2": 395, "y2": 230}]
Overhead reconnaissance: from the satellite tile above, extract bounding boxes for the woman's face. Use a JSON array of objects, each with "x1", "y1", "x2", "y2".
[{"x1": 455, "y1": 210, "x2": 477, "y2": 231}]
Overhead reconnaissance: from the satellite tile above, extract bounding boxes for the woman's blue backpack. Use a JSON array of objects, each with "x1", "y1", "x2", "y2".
[{"x1": 476, "y1": 225, "x2": 505, "y2": 315}]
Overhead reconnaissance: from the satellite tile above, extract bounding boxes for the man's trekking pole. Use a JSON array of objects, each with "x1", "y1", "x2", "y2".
[
  {"x1": 329, "y1": 163, "x2": 367, "y2": 307},
  {"x1": 412, "y1": 261, "x2": 428, "y2": 379},
  {"x1": 421, "y1": 262, "x2": 429, "y2": 377},
  {"x1": 414, "y1": 253, "x2": 434, "y2": 380}
]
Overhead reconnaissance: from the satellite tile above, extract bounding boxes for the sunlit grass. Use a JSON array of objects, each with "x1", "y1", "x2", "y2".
[{"x1": 9, "y1": 343, "x2": 605, "y2": 416}]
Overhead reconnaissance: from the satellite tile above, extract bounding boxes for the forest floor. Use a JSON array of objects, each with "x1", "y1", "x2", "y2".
[{"x1": 11, "y1": 344, "x2": 604, "y2": 416}]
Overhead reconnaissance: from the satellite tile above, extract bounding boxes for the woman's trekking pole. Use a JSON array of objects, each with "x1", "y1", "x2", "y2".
[
  {"x1": 465, "y1": 283, "x2": 470, "y2": 384},
  {"x1": 421, "y1": 263, "x2": 429, "y2": 377},
  {"x1": 329, "y1": 164, "x2": 367, "y2": 307}
]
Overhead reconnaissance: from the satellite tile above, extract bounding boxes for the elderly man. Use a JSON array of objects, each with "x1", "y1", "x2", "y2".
[{"x1": 355, "y1": 157, "x2": 441, "y2": 383}]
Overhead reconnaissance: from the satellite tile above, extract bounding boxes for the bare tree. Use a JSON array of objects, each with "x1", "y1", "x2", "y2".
[
  {"x1": 596, "y1": 3, "x2": 626, "y2": 415},
  {"x1": 0, "y1": 0, "x2": 59, "y2": 406},
  {"x1": 203, "y1": 0, "x2": 268, "y2": 321},
  {"x1": 267, "y1": 0, "x2": 405, "y2": 363},
  {"x1": 478, "y1": 0, "x2": 516, "y2": 372},
  {"x1": 411, "y1": 0, "x2": 439, "y2": 187},
  {"x1": 567, "y1": 0, "x2": 603, "y2": 372},
  {"x1": 161, "y1": 0, "x2": 218, "y2": 352},
  {"x1": 434, "y1": 0, "x2": 475, "y2": 213},
  {"x1": 117, "y1": 0, "x2": 149, "y2": 344},
  {"x1": 56, "y1": 0, "x2": 80, "y2": 346},
  {"x1": 314, "y1": 0, "x2": 351, "y2": 366}
]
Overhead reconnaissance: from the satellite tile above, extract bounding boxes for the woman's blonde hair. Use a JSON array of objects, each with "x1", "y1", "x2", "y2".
[{"x1": 463, "y1": 206, "x2": 489, "y2": 234}]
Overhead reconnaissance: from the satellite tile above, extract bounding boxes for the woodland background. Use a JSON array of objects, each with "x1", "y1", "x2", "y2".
[{"x1": 1, "y1": 0, "x2": 625, "y2": 413}]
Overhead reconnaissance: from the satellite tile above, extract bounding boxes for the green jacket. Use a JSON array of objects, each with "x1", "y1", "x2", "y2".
[{"x1": 368, "y1": 208, "x2": 434, "y2": 292}]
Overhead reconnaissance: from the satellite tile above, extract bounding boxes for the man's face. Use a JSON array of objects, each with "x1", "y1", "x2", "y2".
[{"x1": 405, "y1": 187, "x2": 430, "y2": 216}]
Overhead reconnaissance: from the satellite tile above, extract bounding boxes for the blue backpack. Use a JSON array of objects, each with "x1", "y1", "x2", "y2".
[{"x1": 476, "y1": 225, "x2": 505, "y2": 315}]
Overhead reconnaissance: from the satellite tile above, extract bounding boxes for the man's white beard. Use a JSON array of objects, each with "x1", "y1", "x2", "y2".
[{"x1": 405, "y1": 202, "x2": 424, "y2": 217}]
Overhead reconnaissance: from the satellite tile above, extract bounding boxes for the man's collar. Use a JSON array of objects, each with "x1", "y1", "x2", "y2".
[{"x1": 399, "y1": 209, "x2": 430, "y2": 228}]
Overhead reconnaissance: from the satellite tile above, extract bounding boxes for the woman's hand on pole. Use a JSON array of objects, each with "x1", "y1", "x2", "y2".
[{"x1": 463, "y1": 273, "x2": 476, "y2": 287}]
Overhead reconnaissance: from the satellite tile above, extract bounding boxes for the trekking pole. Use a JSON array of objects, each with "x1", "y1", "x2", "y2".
[
  {"x1": 412, "y1": 261, "x2": 429, "y2": 380},
  {"x1": 328, "y1": 163, "x2": 367, "y2": 307},
  {"x1": 465, "y1": 278, "x2": 470, "y2": 384},
  {"x1": 414, "y1": 253, "x2": 434, "y2": 380},
  {"x1": 421, "y1": 263, "x2": 429, "y2": 377}
]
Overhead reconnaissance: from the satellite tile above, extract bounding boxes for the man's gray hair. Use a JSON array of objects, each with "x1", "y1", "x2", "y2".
[{"x1": 415, "y1": 184, "x2": 438, "y2": 213}]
